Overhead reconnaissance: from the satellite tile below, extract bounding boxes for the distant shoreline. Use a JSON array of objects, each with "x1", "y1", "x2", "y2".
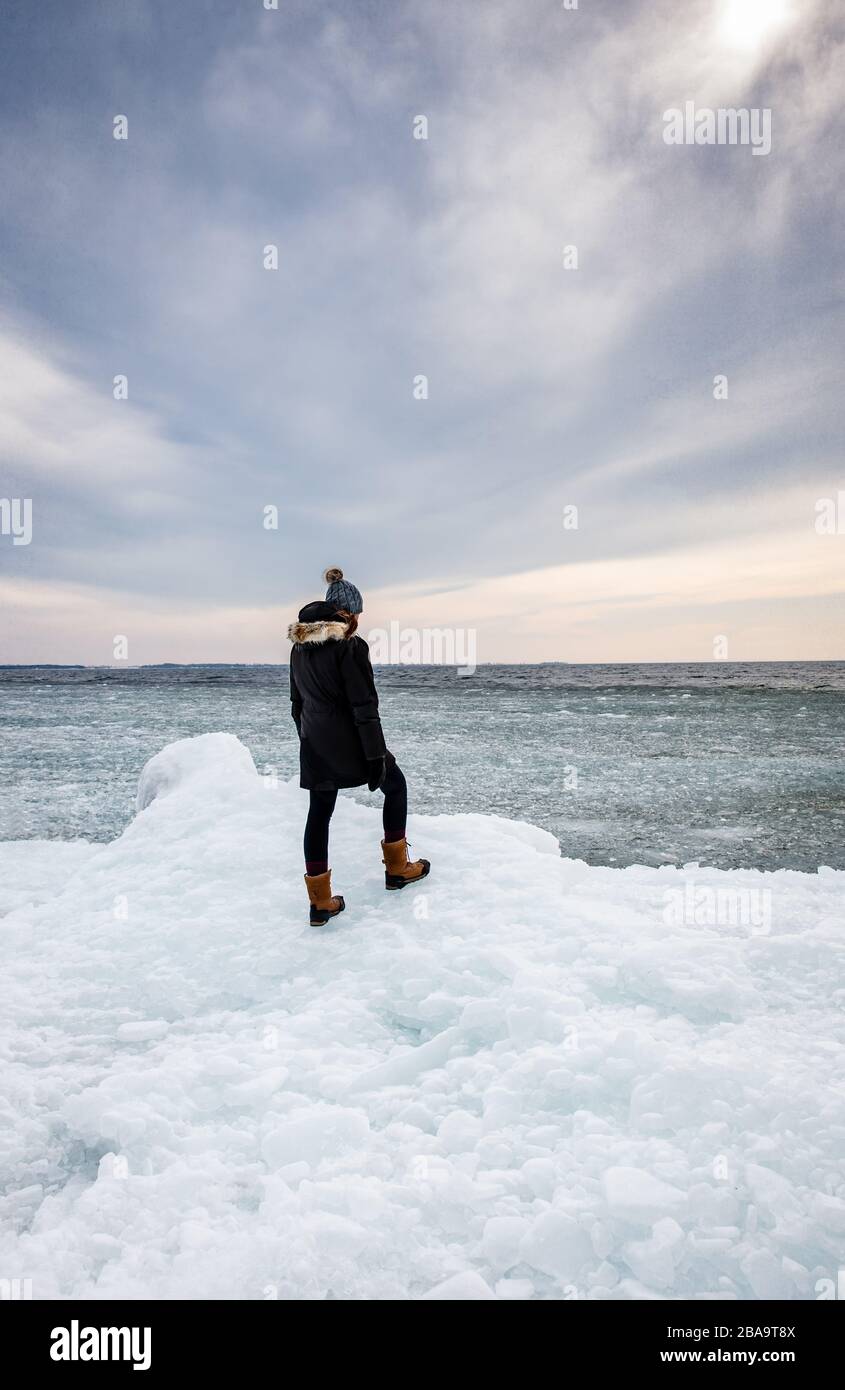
[{"x1": 2, "y1": 660, "x2": 843, "y2": 672}]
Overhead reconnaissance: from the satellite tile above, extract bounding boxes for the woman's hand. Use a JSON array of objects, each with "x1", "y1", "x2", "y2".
[{"x1": 367, "y1": 756, "x2": 387, "y2": 791}]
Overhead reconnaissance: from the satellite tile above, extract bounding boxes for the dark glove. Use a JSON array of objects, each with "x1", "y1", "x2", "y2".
[{"x1": 367, "y1": 756, "x2": 387, "y2": 792}]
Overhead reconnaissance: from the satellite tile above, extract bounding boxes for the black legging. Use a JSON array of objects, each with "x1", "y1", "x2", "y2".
[{"x1": 304, "y1": 761, "x2": 408, "y2": 870}]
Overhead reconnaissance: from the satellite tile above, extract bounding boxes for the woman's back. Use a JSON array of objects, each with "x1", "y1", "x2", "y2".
[
  {"x1": 288, "y1": 601, "x2": 385, "y2": 790},
  {"x1": 289, "y1": 614, "x2": 354, "y2": 710}
]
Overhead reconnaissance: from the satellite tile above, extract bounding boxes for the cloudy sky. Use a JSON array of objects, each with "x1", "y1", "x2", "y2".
[{"x1": 1, "y1": 0, "x2": 842, "y2": 664}]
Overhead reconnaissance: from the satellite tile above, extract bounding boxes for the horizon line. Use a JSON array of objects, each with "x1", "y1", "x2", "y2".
[{"x1": 2, "y1": 659, "x2": 843, "y2": 671}]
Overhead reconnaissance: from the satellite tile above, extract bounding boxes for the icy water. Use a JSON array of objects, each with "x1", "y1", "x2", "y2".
[{"x1": 1, "y1": 661, "x2": 843, "y2": 871}]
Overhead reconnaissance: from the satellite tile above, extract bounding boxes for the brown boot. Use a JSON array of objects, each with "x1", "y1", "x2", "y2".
[
  {"x1": 382, "y1": 838, "x2": 430, "y2": 891},
  {"x1": 304, "y1": 870, "x2": 345, "y2": 926}
]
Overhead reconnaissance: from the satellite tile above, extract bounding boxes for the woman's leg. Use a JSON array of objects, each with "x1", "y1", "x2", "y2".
[
  {"x1": 380, "y1": 759, "x2": 429, "y2": 888},
  {"x1": 381, "y1": 761, "x2": 408, "y2": 844},
  {"x1": 304, "y1": 788, "x2": 338, "y2": 875}
]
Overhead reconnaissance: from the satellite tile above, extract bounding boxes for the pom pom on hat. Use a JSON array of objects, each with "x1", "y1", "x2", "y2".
[{"x1": 324, "y1": 566, "x2": 363, "y2": 614}]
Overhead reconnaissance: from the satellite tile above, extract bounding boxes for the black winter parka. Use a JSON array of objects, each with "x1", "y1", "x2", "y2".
[{"x1": 288, "y1": 602, "x2": 387, "y2": 791}]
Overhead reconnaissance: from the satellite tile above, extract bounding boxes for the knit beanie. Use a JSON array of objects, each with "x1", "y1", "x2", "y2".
[{"x1": 324, "y1": 566, "x2": 363, "y2": 614}]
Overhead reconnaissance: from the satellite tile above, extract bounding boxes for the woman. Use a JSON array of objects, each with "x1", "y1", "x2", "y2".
[{"x1": 288, "y1": 567, "x2": 430, "y2": 925}]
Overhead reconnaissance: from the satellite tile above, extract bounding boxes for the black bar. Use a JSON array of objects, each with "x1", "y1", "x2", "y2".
[{"x1": 3, "y1": 1298, "x2": 838, "y2": 1375}]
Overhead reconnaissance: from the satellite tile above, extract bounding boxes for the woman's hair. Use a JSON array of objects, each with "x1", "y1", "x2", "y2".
[{"x1": 335, "y1": 608, "x2": 358, "y2": 638}]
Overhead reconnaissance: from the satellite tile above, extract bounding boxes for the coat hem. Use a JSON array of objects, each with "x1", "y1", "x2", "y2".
[{"x1": 299, "y1": 776, "x2": 369, "y2": 791}]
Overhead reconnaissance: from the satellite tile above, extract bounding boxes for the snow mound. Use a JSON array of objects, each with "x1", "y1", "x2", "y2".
[
  {"x1": 1, "y1": 735, "x2": 843, "y2": 1301},
  {"x1": 136, "y1": 731, "x2": 256, "y2": 810}
]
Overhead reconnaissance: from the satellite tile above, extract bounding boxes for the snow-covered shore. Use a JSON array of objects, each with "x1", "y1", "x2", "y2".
[{"x1": 1, "y1": 734, "x2": 843, "y2": 1300}]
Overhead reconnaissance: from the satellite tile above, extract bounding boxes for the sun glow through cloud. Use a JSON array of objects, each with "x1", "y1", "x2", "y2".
[{"x1": 717, "y1": 0, "x2": 793, "y2": 51}]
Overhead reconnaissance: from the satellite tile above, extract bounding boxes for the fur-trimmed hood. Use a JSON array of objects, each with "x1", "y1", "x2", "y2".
[{"x1": 287, "y1": 619, "x2": 348, "y2": 645}]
